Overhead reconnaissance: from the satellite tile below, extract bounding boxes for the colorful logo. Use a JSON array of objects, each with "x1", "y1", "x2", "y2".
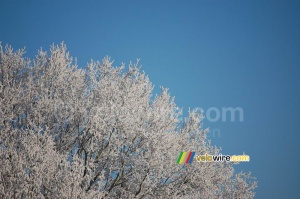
[{"x1": 176, "y1": 151, "x2": 196, "y2": 164}]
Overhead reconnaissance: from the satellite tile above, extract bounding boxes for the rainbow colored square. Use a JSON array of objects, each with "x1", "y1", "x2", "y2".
[{"x1": 176, "y1": 151, "x2": 196, "y2": 164}]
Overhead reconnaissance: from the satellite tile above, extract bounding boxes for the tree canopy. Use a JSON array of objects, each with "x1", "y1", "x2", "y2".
[{"x1": 0, "y1": 43, "x2": 256, "y2": 198}]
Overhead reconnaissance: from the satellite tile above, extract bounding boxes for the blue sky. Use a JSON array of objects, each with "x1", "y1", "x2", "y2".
[{"x1": 1, "y1": 0, "x2": 300, "y2": 198}]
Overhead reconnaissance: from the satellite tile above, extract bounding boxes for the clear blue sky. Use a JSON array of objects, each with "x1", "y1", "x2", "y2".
[{"x1": 1, "y1": 0, "x2": 300, "y2": 198}]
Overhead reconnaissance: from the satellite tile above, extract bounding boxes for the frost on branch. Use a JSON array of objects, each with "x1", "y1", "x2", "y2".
[{"x1": 0, "y1": 43, "x2": 257, "y2": 198}]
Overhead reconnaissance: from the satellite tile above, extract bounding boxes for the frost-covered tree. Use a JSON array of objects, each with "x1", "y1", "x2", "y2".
[{"x1": 0, "y1": 43, "x2": 257, "y2": 198}]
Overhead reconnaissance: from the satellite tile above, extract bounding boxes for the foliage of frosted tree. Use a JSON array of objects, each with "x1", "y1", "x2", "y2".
[{"x1": 0, "y1": 43, "x2": 257, "y2": 198}]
